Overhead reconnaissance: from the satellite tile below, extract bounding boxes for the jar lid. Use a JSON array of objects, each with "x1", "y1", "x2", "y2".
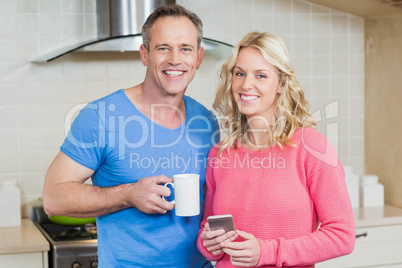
[
  {"x1": 0, "y1": 178, "x2": 18, "y2": 187},
  {"x1": 343, "y1": 165, "x2": 354, "y2": 174},
  {"x1": 361, "y1": 175, "x2": 379, "y2": 185}
]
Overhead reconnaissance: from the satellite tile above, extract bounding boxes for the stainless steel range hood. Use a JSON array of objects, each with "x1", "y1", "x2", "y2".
[{"x1": 32, "y1": 0, "x2": 232, "y2": 63}]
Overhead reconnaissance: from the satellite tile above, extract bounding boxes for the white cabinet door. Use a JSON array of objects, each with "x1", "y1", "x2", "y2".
[
  {"x1": 0, "y1": 252, "x2": 48, "y2": 268},
  {"x1": 316, "y1": 224, "x2": 402, "y2": 268}
]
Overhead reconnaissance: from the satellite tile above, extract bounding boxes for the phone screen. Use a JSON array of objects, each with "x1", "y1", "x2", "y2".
[{"x1": 207, "y1": 214, "x2": 235, "y2": 232}]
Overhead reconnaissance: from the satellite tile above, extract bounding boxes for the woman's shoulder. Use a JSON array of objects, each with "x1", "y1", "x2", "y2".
[
  {"x1": 292, "y1": 127, "x2": 328, "y2": 144},
  {"x1": 208, "y1": 142, "x2": 238, "y2": 158},
  {"x1": 208, "y1": 143, "x2": 223, "y2": 156},
  {"x1": 292, "y1": 127, "x2": 339, "y2": 167}
]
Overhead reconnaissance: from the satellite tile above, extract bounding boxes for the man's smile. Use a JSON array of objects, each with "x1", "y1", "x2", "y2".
[{"x1": 164, "y1": 70, "x2": 185, "y2": 77}]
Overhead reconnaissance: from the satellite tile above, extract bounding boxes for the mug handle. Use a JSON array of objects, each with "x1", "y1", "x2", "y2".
[{"x1": 162, "y1": 182, "x2": 175, "y2": 204}]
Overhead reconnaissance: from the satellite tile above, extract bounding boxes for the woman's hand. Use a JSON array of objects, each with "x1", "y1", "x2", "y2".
[
  {"x1": 200, "y1": 223, "x2": 238, "y2": 256},
  {"x1": 221, "y1": 230, "x2": 261, "y2": 267}
]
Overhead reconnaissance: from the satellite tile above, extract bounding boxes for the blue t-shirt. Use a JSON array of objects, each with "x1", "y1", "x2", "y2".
[{"x1": 61, "y1": 89, "x2": 219, "y2": 267}]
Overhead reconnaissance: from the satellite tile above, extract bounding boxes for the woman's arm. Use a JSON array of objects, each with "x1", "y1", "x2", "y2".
[
  {"x1": 221, "y1": 129, "x2": 355, "y2": 267},
  {"x1": 258, "y1": 130, "x2": 355, "y2": 266},
  {"x1": 197, "y1": 149, "x2": 237, "y2": 261}
]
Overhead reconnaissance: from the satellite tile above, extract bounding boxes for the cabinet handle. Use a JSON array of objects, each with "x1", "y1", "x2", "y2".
[{"x1": 355, "y1": 232, "x2": 368, "y2": 239}]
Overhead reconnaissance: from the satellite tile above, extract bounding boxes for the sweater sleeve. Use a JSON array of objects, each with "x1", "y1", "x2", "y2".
[
  {"x1": 197, "y1": 146, "x2": 224, "y2": 261},
  {"x1": 258, "y1": 129, "x2": 356, "y2": 267}
]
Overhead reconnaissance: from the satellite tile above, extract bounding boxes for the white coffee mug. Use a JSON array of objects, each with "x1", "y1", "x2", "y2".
[{"x1": 163, "y1": 174, "x2": 200, "y2": 216}]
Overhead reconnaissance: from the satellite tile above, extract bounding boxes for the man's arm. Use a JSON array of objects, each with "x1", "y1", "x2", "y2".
[{"x1": 43, "y1": 151, "x2": 174, "y2": 217}]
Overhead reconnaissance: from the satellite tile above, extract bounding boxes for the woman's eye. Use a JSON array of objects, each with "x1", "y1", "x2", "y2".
[
  {"x1": 235, "y1": 72, "x2": 245, "y2": 77},
  {"x1": 257, "y1": 74, "x2": 267, "y2": 79}
]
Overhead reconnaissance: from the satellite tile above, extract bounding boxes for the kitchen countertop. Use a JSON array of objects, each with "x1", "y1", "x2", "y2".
[
  {"x1": 1, "y1": 205, "x2": 402, "y2": 255},
  {"x1": 353, "y1": 204, "x2": 402, "y2": 228},
  {"x1": 0, "y1": 218, "x2": 49, "y2": 255}
]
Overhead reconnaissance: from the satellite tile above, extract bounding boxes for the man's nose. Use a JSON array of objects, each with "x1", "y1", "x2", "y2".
[{"x1": 168, "y1": 49, "x2": 180, "y2": 65}]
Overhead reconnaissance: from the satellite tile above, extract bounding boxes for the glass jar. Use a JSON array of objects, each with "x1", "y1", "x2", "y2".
[{"x1": 0, "y1": 178, "x2": 21, "y2": 227}]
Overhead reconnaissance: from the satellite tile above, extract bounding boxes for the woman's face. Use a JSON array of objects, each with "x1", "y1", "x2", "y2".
[{"x1": 232, "y1": 47, "x2": 283, "y2": 123}]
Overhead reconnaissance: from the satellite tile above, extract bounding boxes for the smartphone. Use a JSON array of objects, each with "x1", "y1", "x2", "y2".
[{"x1": 207, "y1": 214, "x2": 235, "y2": 232}]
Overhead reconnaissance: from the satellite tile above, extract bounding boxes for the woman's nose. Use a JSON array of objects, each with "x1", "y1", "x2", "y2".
[{"x1": 242, "y1": 75, "x2": 254, "y2": 90}]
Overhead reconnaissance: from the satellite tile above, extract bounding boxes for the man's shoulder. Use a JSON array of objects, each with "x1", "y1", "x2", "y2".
[
  {"x1": 184, "y1": 95, "x2": 214, "y2": 116},
  {"x1": 90, "y1": 89, "x2": 125, "y2": 105},
  {"x1": 74, "y1": 89, "x2": 128, "y2": 121}
]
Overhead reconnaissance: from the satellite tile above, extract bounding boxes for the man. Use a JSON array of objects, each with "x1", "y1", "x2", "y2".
[{"x1": 43, "y1": 4, "x2": 219, "y2": 267}]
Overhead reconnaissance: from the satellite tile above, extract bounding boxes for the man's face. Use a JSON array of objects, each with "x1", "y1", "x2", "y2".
[{"x1": 140, "y1": 16, "x2": 204, "y2": 97}]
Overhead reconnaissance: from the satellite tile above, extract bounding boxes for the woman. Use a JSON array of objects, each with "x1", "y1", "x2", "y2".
[{"x1": 197, "y1": 32, "x2": 355, "y2": 267}]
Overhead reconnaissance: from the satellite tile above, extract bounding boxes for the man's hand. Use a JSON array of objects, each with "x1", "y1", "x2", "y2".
[
  {"x1": 200, "y1": 223, "x2": 238, "y2": 256},
  {"x1": 221, "y1": 230, "x2": 261, "y2": 267},
  {"x1": 127, "y1": 175, "x2": 175, "y2": 214}
]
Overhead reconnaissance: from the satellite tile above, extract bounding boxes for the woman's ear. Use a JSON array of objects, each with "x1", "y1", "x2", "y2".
[{"x1": 277, "y1": 82, "x2": 284, "y2": 94}]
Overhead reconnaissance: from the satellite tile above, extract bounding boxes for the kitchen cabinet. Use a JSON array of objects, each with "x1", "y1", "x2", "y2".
[
  {"x1": 0, "y1": 252, "x2": 48, "y2": 268},
  {"x1": 306, "y1": 0, "x2": 402, "y2": 18},
  {"x1": 0, "y1": 219, "x2": 49, "y2": 268},
  {"x1": 317, "y1": 205, "x2": 402, "y2": 268}
]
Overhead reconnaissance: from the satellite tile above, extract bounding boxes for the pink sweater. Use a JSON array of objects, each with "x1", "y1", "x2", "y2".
[{"x1": 197, "y1": 128, "x2": 355, "y2": 267}]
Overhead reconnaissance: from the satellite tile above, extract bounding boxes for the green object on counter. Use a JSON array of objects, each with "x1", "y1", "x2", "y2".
[
  {"x1": 48, "y1": 215, "x2": 96, "y2": 225},
  {"x1": 39, "y1": 197, "x2": 96, "y2": 225}
]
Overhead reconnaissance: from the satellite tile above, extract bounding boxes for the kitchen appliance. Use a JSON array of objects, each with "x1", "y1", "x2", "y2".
[
  {"x1": 32, "y1": 0, "x2": 232, "y2": 63},
  {"x1": 32, "y1": 206, "x2": 98, "y2": 268}
]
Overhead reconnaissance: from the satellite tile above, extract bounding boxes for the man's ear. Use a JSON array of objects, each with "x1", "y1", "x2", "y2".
[
  {"x1": 140, "y1": 44, "x2": 149, "y2": 66},
  {"x1": 196, "y1": 46, "x2": 205, "y2": 70}
]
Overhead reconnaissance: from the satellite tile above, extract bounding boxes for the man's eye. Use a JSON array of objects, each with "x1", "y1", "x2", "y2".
[
  {"x1": 159, "y1": 47, "x2": 169, "y2": 51},
  {"x1": 182, "y1": 48, "x2": 191, "y2": 52}
]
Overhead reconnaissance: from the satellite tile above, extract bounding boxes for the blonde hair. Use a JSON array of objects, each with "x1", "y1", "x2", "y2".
[{"x1": 214, "y1": 32, "x2": 316, "y2": 155}]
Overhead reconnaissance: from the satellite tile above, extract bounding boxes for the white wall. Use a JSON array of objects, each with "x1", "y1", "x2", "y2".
[{"x1": 0, "y1": 0, "x2": 364, "y2": 216}]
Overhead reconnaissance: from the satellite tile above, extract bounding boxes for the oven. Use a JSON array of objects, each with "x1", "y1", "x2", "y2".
[{"x1": 32, "y1": 206, "x2": 98, "y2": 268}]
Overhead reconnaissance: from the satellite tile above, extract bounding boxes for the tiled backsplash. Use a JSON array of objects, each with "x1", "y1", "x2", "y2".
[{"x1": 0, "y1": 0, "x2": 364, "y2": 215}]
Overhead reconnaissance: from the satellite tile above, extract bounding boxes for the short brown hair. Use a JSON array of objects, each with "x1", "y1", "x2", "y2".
[{"x1": 141, "y1": 4, "x2": 203, "y2": 50}]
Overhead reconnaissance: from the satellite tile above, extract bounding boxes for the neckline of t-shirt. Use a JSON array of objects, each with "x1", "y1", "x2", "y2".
[{"x1": 119, "y1": 89, "x2": 189, "y2": 131}]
